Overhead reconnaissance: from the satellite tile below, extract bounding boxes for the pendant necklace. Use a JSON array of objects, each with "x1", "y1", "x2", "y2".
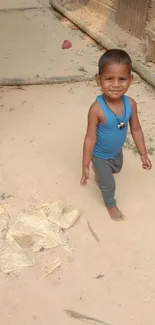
[{"x1": 103, "y1": 96, "x2": 126, "y2": 129}]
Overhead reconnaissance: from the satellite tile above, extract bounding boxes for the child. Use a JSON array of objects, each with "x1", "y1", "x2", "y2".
[{"x1": 81, "y1": 49, "x2": 152, "y2": 221}]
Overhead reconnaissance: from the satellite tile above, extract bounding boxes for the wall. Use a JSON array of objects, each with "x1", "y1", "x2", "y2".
[
  {"x1": 115, "y1": 0, "x2": 150, "y2": 38},
  {"x1": 88, "y1": 0, "x2": 155, "y2": 38}
]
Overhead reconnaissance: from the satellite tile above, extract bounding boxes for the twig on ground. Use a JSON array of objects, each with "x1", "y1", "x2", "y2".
[
  {"x1": 65, "y1": 310, "x2": 111, "y2": 325},
  {"x1": 39, "y1": 260, "x2": 62, "y2": 280},
  {"x1": 87, "y1": 221, "x2": 100, "y2": 243}
]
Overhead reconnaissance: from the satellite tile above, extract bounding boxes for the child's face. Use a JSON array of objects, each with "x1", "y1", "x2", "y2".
[{"x1": 96, "y1": 63, "x2": 133, "y2": 100}]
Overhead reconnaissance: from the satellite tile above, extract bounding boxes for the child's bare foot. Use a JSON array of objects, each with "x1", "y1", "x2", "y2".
[{"x1": 107, "y1": 207, "x2": 124, "y2": 221}]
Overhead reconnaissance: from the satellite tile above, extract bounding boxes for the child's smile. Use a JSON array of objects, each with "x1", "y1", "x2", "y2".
[{"x1": 98, "y1": 63, "x2": 133, "y2": 100}]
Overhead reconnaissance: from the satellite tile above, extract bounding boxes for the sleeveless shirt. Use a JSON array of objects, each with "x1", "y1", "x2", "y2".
[{"x1": 93, "y1": 94, "x2": 132, "y2": 159}]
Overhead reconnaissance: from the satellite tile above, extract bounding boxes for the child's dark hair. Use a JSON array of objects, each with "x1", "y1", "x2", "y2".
[{"x1": 98, "y1": 49, "x2": 132, "y2": 75}]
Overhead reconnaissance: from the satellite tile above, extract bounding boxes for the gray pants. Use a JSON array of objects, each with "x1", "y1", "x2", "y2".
[{"x1": 92, "y1": 152, "x2": 123, "y2": 208}]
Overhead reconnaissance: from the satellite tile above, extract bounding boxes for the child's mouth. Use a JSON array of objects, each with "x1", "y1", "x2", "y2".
[{"x1": 111, "y1": 90, "x2": 121, "y2": 95}]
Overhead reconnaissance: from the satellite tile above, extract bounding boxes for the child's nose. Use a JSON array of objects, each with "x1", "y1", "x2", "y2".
[{"x1": 113, "y1": 79, "x2": 120, "y2": 87}]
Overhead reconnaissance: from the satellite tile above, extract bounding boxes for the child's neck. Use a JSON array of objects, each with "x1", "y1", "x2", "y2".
[{"x1": 103, "y1": 94, "x2": 123, "y2": 105}]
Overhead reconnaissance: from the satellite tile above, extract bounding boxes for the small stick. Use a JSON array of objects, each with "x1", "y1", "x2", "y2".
[
  {"x1": 39, "y1": 260, "x2": 62, "y2": 280},
  {"x1": 65, "y1": 310, "x2": 111, "y2": 325},
  {"x1": 87, "y1": 221, "x2": 100, "y2": 243}
]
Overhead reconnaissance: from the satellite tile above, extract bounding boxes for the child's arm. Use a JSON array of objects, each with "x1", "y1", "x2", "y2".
[
  {"x1": 81, "y1": 102, "x2": 99, "y2": 186},
  {"x1": 129, "y1": 98, "x2": 152, "y2": 170}
]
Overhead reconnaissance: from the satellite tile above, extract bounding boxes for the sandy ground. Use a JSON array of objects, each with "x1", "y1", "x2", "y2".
[
  {"x1": 0, "y1": 6, "x2": 103, "y2": 80},
  {"x1": 0, "y1": 80, "x2": 155, "y2": 325},
  {"x1": 0, "y1": 0, "x2": 50, "y2": 9},
  {"x1": 1, "y1": 1, "x2": 155, "y2": 325}
]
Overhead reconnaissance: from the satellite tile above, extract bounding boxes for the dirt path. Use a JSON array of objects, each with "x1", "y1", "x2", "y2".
[
  {"x1": 0, "y1": 80, "x2": 155, "y2": 325},
  {"x1": 0, "y1": 1, "x2": 155, "y2": 325}
]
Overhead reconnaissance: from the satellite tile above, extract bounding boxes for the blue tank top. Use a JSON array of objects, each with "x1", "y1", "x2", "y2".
[{"x1": 93, "y1": 94, "x2": 132, "y2": 159}]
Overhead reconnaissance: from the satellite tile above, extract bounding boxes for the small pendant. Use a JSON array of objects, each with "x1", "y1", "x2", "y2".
[{"x1": 118, "y1": 122, "x2": 125, "y2": 129}]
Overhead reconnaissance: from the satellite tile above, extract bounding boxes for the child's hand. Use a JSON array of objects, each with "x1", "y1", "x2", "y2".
[
  {"x1": 141, "y1": 155, "x2": 152, "y2": 170},
  {"x1": 80, "y1": 167, "x2": 89, "y2": 186}
]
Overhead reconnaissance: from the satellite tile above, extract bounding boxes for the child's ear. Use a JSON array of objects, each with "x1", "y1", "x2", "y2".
[
  {"x1": 95, "y1": 73, "x2": 100, "y2": 87},
  {"x1": 130, "y1": 74, "x2": 134, "y2": 83}
]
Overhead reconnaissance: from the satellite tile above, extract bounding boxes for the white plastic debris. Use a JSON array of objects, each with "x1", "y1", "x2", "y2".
[
  {"x1": 0, "y1": 201, "x2": 80, "y2": 274},
  {"x1": 0, "y1": 234, "x2": 33, "y2": 273}
]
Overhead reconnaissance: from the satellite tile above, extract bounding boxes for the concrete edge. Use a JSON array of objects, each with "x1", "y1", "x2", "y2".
[
  {"x1": 0, "y1": 7, "x2": 50, "y2": 12},
  {"x1": 0, "y1": 75, "x2": 140, "y2": 87},
  {"x1": 49, "y1": 0, "x2": 155, "y2": 89},
  {"x1": 0, "y1": 75, "x2": 95, "y2": 86}
]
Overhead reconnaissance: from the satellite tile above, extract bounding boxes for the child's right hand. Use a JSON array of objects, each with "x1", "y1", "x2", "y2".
[{"x1": 80, "y1": 167, "x2": 89, "y2": 186}]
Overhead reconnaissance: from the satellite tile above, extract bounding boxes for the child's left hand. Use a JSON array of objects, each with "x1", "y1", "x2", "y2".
[{"x1": 141, "y1": 155, "x2": 152, "y2": 170}]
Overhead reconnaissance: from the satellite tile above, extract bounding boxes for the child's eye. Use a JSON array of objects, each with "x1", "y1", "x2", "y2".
[
  {"x1": 105, "y1": 77, "x2": 113, "y2": 80},
  {"x1": 120, "y1": 78, "x2": 127, "y2": 81}
]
